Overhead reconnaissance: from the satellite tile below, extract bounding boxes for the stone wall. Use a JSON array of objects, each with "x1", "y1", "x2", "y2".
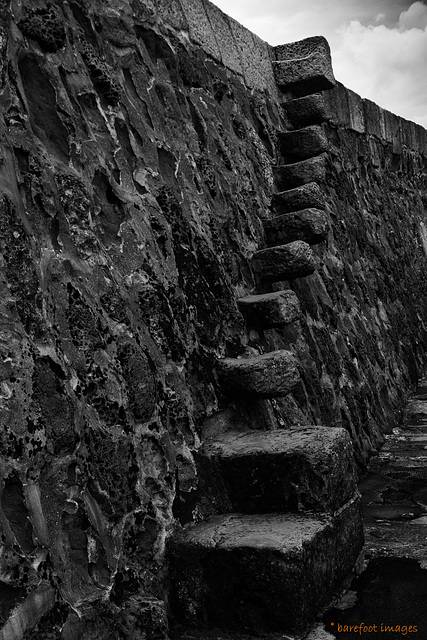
[{"x1": 0, "y1": 0, "x2": 427, "y2": 638}]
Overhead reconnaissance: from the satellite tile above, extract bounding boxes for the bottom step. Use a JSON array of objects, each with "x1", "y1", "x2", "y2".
[{"x1": 168, "y1": 500, "x2": 363, "y2": 638}]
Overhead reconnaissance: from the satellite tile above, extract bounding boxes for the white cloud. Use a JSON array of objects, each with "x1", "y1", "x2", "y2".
[
  {"x1": 209, "y1": 0, "x2": 427, "y2": 128},
  {"x1": 333, "y1": 3, "x2": 427, "y2": 127}
]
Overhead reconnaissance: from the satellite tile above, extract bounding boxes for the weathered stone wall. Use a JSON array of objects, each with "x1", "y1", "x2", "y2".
[
  {"x1": 285, "y1": 83, "x2": 427, "y2": 465},
  {"x1": 0, "y1": 1, "x2": 283, "y2": 638},
  {"x1": 0, "y1": 0, "x2": 427, "y2": 638}
]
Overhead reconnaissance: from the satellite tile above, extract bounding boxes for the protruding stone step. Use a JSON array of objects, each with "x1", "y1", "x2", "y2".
[
  {"x1": 264, "y1": 208, "x2": 329, "y2": 246},
  {"x1": 273, "y1": 37, "x2": 336, "y2": 96},
  {"x1": 252, "y1": 241, "x2": 316, "y2": 282},
  {"x1": 237, "y1": 290, "x2": 301, "y2": 328},
  {"x1": 198, "y1": 427, "x2": 358, "y2": 514},
  {"x1": 217, "y1": 350, "x2": 299, "y2": 398},
  {"x1": 274, "y1": 155, "x2": 326, "y2": 191},
  {"x1": 282, "y1": 93, "x2": 327, "y2": 129},
  {"x1": 278, "y1": 125, "x2": 328, "y2": 162},
  {"x1": 168, "y1": 501, "x2": 364, "y2": 636},
  {"x1": 404, "y1": 400, "x2": 427, "y2": 426},
  {"x1": 271, "y1": 181, "x2": 325, "y2": 215}
]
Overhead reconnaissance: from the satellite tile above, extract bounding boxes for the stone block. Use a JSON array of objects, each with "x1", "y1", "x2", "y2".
[
  {"x1": 278, "y1": 125, "x2": 328, "y2": 162},
  {"x1": 323, "y1": 82, "x2": 351, "y2": 127},
  {"x1": 216, "y1": 350, "x2": 300, "y2": 398},
  {"x1": 273, "y1": 37, "x2": 335, "y2": 96},
  {"x1": 271, "y1": 181, "x2": 326, "y2": 214},
  {"x1": 281, "y1": 93, "x2": 327, "y2": 129},
  {"x1": 363, "y1": 98, "x2": 385, "y2": 139},
  {"x1": 168, "y1": 500, "x2": 364, "y2": 636},
  {"x1": 264, "y1": 208, "x2": 329, "y2": 246},
  {"x1": 237, "y1": 290, "x2": 301, "y2": 328},
  {"x1": 199, "y1": 426, "x2": 358, "y2": 513},
  {"x1": 347, "y1": 89, "x2": 365, "y2": 133},
  {"x1": 404, "y1": 400, "x2": 427, "y2": 426},
  {"x1": 274, "y1": 154, "x2": 327, "y2": 191},
  {"x1": 179, "y1": 0, "x2": 221, "y2": 61},
  {"x1": 252, "y1": 241, "x2": 317, "y2": 281},
  {"x1": 227, "y1": 15, "x2": 277, "y2": 93},
  {"x1": 156, "y1": 0, "x2": 188, "y2": 31},
  {"x1": 203, "y1": 1, "x2": 243, "y2": 77}
]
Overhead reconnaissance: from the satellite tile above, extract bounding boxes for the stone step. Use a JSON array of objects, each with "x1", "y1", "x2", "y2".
[
  {"x1": 271, "y1": 181, "x2": 325, "y2": 215},
  {"x1": 197, "y1": 426, "x2": 358, "y2": 514},
  {"x1": 168, "y1": 503, "x2": 363, "y2": 637},
  {"x1": 273, "y1": 37, "x2": 336, "y2": 97},
  {"x1": 252, "y1": 241, "x2": 316, "y2": 282},
  {"x1": 404, "y1": 400, "x2": 427, "y2": 425},
  {"x1": 282, "y1": 93, "x2": 327, "y2": 130},
  {"x1": 237, "y1": 290, "x2": 301, "y2": 328},
  {"x1": 264, "y1": 208, "x2": 329, "y2": 246},
  {"x1": 274, "y1": 155, "x2": 326, "y2": 191},
  {"x1": 216, "y1": 350, "x2": 300, "y2": 398},
  {"x1": 278, "y1": 125, "x2": 328, "y2": 162}
]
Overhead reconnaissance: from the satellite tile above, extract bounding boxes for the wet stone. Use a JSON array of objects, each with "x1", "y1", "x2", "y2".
[
  {"x1": 237, "y1": 290, "x2": 301, "y2": 328},
  {"x1": 274, "y1": 154, "x2": 327, "y2": 191},
  {"x1": 278, "y1": 125, "x2": 328, "y2": 162},
  {"x1": 252, "y1": 240, "x2": 317, "y2": 282},
  {"x1": 264, "y1": 208, "x2": 329, "y2": 246},
  {"x1": 216, "y1": 349, "x2": 300, "y2": 398},
  {"x1": 198, "y1": 426, "x2": 358, "y2": 514}
]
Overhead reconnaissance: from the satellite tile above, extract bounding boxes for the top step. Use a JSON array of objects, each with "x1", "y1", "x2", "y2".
[{"x1": 273, "y1": 37, "x2": 336, "y2": 97}]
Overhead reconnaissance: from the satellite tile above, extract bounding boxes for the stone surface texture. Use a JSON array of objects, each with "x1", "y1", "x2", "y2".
[
  {"x1": 237, "y1": 290, "x2": 301, "y2": 327},
  {"x1": 264, "y1": 208, "x2": 329, "y2": 246},
  {"x1": 197, "y1": 427, "x2": 358, "y2": 513},
  {"x1": 168, "y1": 502, "x2": 364, "y2": 637},
  {"x1": 216, "y1": 350, "x2": 300, "y2": 397},
  {"x1": 0, "y1": 0, "x2": 426, "y2": 638},
  {"x1": 252, "y1": 241, "x2": 317, "y2": 281}
]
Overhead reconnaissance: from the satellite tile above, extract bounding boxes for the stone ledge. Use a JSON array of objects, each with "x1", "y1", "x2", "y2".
[
  {"x1": 216, "y1": 350, "x2": 300, "y2": 398},
  {"x1": 271, "y1": 182, "x2": 326, "y2": 215},
  {"x1": 252, "y1": 240, "x2": 317, "y2": 281},
  {"x1": 273, "y1": 37, "x2": 335, "y2": 96},
  {"x1": 274, "y1": 154, "x2": 327, "y2": 191},
  {"x1": 278, "y1": 125, "x2": 328, "y2": 162},
  {"x1": 264, "y1": 208, "x2": 329, "y2": 246},
  {"x1": 198, "y1": 426, "x2": 358, "y2": 513},
  {"x1": 237, "y1": 290, "x2": 301, "y2": 328},
  {"x1": 282, "y1": 93, "x2": 327, "y2": 129},
  {"x1": 168, "y1": 500, "x2": 364, "y2": 636}
]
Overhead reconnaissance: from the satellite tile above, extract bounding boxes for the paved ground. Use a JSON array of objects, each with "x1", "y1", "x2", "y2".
[{"x1": 316, "y1": 378, "x2": 427, "y2": 639}]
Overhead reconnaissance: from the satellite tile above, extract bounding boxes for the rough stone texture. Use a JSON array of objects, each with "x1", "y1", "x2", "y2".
[
  {"x1": 0, "y1": 0, "x2": 427, "y2": 637},
  {"x1": 0, "y1": 1, "x2": 285, "y2": 637},
  {"x1": 216, "y1": 350, "x2": 300, "y2": 398},
  {"x1": 274, "y1": 154, "x2": 327, "y2": 190},
  {"x1": 252, "y1": 241, "x2": 317, "y2": 281},
  {"x1": 278, "y1": 125, "x2": 328, "y2": 162},
  {"x1": 282, "y1": 93, "x2": 327, "y2": 130},
  {"x1": 264, "y1": 208, "x2": 329, "y2": 246},
  {"x1": 168, "y1": 501, "x2": 364, "y2": 637},
  {"x1": 271, "y1": 181, "x2": 326, "y2": 214},
  {"x1": 197, "y1": 427, "x2": 358, "y2": 513},
  {"x1": 274, "y1": 37, "x2": 336, "y2": 96},
  {"x1": 237, "y1": 290, "x2": 301, "y2": 328}
]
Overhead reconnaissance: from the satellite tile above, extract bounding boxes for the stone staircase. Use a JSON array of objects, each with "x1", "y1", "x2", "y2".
[{"x1": 168, "y1": 38, "x2": 364, "y2": 639}]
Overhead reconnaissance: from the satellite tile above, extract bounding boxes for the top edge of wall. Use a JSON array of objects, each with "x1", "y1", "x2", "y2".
[
  {"x1": 324, "y1": 82, "x2": 427, "y2": 155},
  {"x1": 154, "y1": 0, "x2": 279, "y2": 95}
]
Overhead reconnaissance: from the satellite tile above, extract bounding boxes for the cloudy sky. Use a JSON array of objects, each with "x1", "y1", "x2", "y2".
[{"x1": 210, "y1": 0, "x2": 427, "y2": 129}]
